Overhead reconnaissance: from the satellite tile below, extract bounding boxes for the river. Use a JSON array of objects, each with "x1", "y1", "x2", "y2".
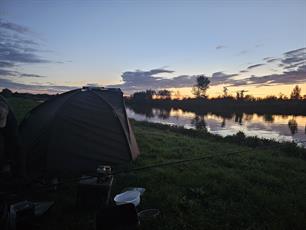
[{"x1": 126, "y1": 106, "x2": 306, "y2": 147}]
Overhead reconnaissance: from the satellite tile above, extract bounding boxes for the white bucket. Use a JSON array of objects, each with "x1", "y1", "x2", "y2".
[{"x1": 114, "y1": 190, "x2": 141, "y2": 207}]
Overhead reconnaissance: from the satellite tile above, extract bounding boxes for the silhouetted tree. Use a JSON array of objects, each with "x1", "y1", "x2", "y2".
[
  {"x1": 157, "y1": 89, "x2": 171, "y2": 99},
  {"x1": 192, "y1": 75, "x2": 210, "y2": 98},
  {"x1": 236, "y1": 90, "x2": 248, "y2": 100},
  {"x1": 290, "y1": 85, "x2": 301, "y2": 100},
  {"x1": 132, "y1": 90, "x2": 156, "y2": 102},
  {"x1": 223, "y1": 87, "x2": 228, "y2": 97}
]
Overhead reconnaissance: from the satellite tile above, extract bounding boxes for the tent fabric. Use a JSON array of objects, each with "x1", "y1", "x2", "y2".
[
  {"x1": 19, "y1": 88, "x2": 140, "y2": 176},
  {"x1": 0, "y1": 96, "x2": 20, "y2": 174}
]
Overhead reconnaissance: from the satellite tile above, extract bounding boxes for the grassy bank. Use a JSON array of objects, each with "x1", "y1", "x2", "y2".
[{"x1": 5, "y1": 97, "x2": 306, "y2": 229}]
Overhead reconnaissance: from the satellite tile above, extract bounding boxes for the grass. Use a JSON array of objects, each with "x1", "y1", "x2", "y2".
[{"x1": 5, "y1": 97, "x2": 306, "y2": 230}]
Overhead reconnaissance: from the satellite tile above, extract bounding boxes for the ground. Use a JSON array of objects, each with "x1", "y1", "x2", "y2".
[{"x1": 4, "y1": 97, "x2": 306, "y2": 230}]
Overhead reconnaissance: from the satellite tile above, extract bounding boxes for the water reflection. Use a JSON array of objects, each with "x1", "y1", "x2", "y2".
[
  {"x1": 191, "y1": 115, "x2": 207, "y2": 132},
  {"x1": 288, "y1": 119, "x2": 298, "y2": 135},
  {"x1": 126, "y1": 105, "x2": 306, "y2": 146}
]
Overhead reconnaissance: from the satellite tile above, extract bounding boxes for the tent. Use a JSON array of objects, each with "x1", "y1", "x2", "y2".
[
  {"x1": 0, "y1": 95, "x2": 19, "y2": 173},
  {"x1": 19, "y1": 87, "x2": 140, "y2": 177}
]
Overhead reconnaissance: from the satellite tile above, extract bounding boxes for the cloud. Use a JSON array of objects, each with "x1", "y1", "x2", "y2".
[
  {"x1": 0, "y1": 61, "x2": 15, "y2": 68},
  {"x1": 210, "y1": 72, "x2": 238, "y2": 86},
  {"x1": 267, "y1": 58, "x2": 280, "y2": 63},
  {"x1": 0, "y1": 18, "x2": 57, "y2": 87},
  {"x1": 228, "y1": 64, "x2": 306, "y2": 87},
  {"x1": 247, "y1": 64, "x2": 265, "y2": 69},
  {"x1": 216, "y1": 45, "x2": 225, "y2": 50},
  {"x1": 0, "y1": 68, "x2": 47, "y2": 78},
  {"x1": 240, "y1": 70, "x2": 248, "y2": 73},
  {"x1": 0, "y1": 69, "x2": 18, "y2": 76},
  {"x1": 108, "y1": 68, "x2": 240, "y2": 92},
  {"x1": 107, "y1": 68, "x2": 198, "y2": 92},
  {"x1": 281, "y1": 47, "x2": 306, "y2": 65},
  {"x1": 0, "y1": 19, "x2": 30, "y2": 34},
  {"x1": 20, "y1": 73, "x2": 47, "y2": 78},
  {"x1": 283, "y1": 61, "x2": 306, "y2": 70}
]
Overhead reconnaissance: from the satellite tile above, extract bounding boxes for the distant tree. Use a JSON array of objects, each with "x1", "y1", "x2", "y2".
[
  {"x1": 290, "y1": 85, "x2": 302, "y2": 100},
  {"x1": 192, "y1": 75, "x2": 210, "y2": 98},
  {"x1": 223, "y1": 87, "x2": 228, "y2": 97},
  {"x1": 145, "y1": 89, "x2": 156, "y2": 99},
  {"x1": 278, "y1": 93, "x2": 286, "y2": 100},
  {"x1": 236, "y1": 90, "x2": 248, "y2": 100},
  {"x1": 265, "y1": 95, "x2": 278, "y2": 101},
  {"x1": 132, "y1": 90, "x2": 156, "y2": 102},
  {"x1": 157, "y1": 89, "x2": 171, "y2": 99},
  {"x1": 244, "y1": 95, "x2": 255, "y2": 101}
]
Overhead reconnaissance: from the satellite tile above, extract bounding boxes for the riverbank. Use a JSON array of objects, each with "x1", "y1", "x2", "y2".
[{"x1": 5, "y1": 97, "x2": 306, "y2": 229}]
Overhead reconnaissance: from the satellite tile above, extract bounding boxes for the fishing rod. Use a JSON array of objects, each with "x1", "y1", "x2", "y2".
[{"x1": 1, "y1": 138, "x2": 305, "y2": 198}]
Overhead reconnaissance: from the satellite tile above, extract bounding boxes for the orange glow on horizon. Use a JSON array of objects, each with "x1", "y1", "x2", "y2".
[{"x1": 168, "y1": 83, "x2": 306, "y2": 99}]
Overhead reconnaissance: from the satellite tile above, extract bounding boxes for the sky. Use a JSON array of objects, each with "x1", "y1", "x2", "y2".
[{"x1": 0, "y1": 0, "x2": 305, "y2": 97}]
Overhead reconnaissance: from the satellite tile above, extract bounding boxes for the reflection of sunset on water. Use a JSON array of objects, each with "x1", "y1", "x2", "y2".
[{"x1": 128, "y1": 107, "x2": 306, "y2": 147}]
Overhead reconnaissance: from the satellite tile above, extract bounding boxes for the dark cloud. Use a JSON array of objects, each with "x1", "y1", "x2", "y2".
[
  {"x1": 108, "y1": 68, "x2": 198, "y2": 92},
  {"x1": 283, "y1": 61, "x2": 306, "y2": 70},
  {"x1": 240, "y1": 70, "x2": 248, "y2": 73},
  {"x1": 0, "y1": 18, "x2": 55, "y2": 85},
  {"x1": 20, "y1": 73, "x2": 46, "y2": 78},
  {"x1": 229, "y1": 65, "x2": 306, "y2": 86},
  {"x1": 0, "y1": 61, "x2": 15, "y2": 68},
  {"x1": 0, "y1": 19, "x2": 51, "y2": 65},
  {"x1": 0, "y1": 68, "x2": 47, "y2": 78},
  {"x1": 0, "y1": 19, "x2": 30, "y2": 34},
  {"x1": 110, "y1": 62, "x2": 306, "y2": 93},
  {"x1": 0, "y1": 69, "x2": 18, "y2": 76},
  {"x1": 267, "y1": 58, "x2": 280, "y2": 63},
  {"x1": 247, "y1": 64, "x2": 265, "y2": 69},
  {"x1": 281, "y1": 47, "x2": 306, "y2": 66},
  {"x1": 108, "y1": 68, "x2": 240, "y2": 93},
  {"x1": 210, "y1": 72, "x2": 238, "y2": 86},
  {"x1": 216, "y1": 45, "x2": 225, "y2": 50}
]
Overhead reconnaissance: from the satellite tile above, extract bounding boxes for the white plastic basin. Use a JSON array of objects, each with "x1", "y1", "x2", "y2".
[{"x1": 114, "y1": 190, "x2": 140, "y2": 207}]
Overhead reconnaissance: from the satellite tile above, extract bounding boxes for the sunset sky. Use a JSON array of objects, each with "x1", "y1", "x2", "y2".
[{"x1": 0, "y1": 0, "x2": 305, "y2": 97}]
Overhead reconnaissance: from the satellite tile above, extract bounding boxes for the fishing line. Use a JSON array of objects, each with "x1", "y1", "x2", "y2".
[{"x1": 1, "y1": 139, "x2": 305, "y2": 198}]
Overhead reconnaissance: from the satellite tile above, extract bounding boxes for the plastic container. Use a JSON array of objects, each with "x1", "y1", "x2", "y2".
[
  {"x1": 114, "y1": 191, "x2": 140, "y2": 207},
  {"x1": 122, "y1": 187, "x2": 146, "y2": 195}
]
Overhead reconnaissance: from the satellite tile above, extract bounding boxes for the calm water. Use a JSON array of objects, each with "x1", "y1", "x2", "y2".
[{"x1": 126, "y1": 107, "x2": 306, "y2": 147}]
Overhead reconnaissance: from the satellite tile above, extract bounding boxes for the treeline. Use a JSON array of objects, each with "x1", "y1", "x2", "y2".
[{"x1": 126, "y1": 87, "x2": 306, "y2": 116}]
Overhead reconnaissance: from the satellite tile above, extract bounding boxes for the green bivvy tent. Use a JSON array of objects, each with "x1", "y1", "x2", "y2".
[
  {"x1": 19, "y1": 87, "x2": 140, "y2": 176},
  {"x1": 0, "y1": 95, "x2": 19, "y2": 170}
]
